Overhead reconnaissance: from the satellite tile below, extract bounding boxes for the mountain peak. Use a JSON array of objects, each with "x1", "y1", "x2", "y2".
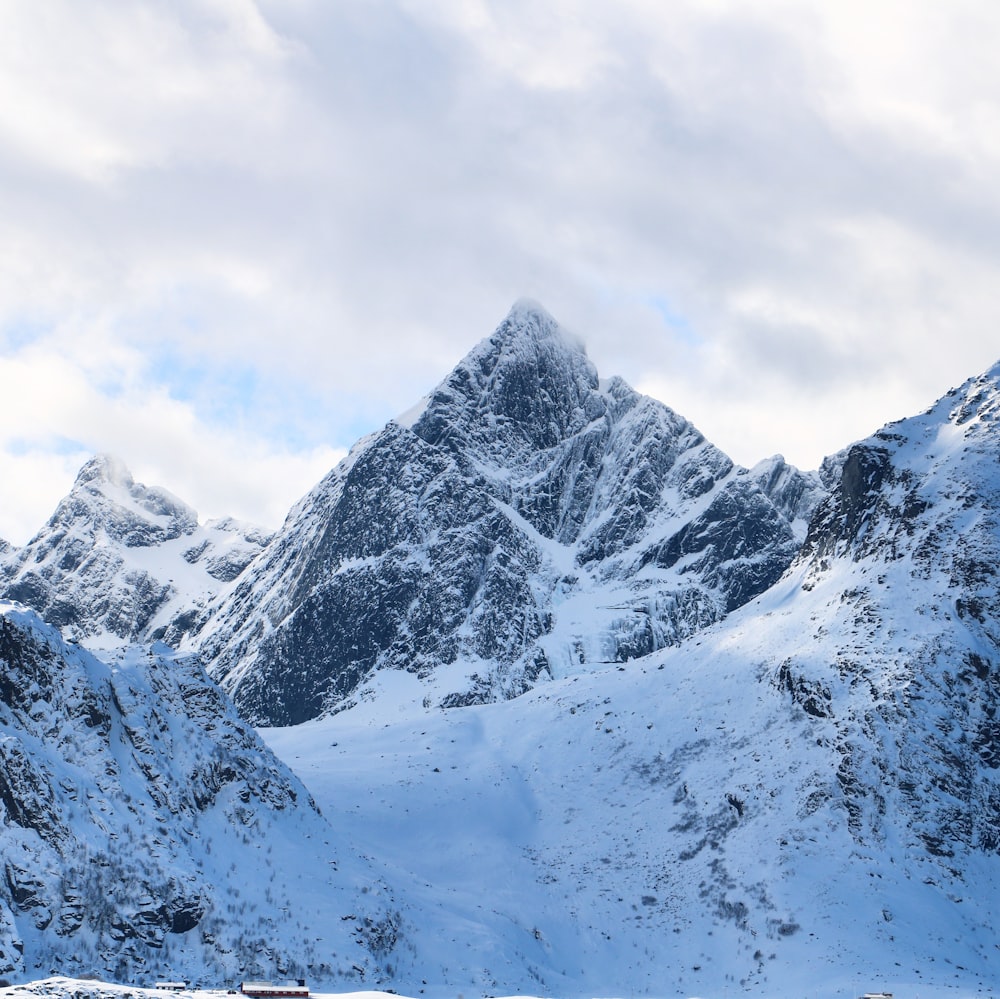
[
  {"x1": 506, "y1": 296, "x2": 551, "y2": 322},
  {"x1": 64, "y1": 455, "x2": 199, "y2": 531},
  {"x1": 406, "y1": 300, "x2": 599, "y2": 464},
  {"x1": 0, "y1": 456, "x2": 255, "y2": 644},
  {"x1": 393, "y1": 301, "x2": 591, "y2": 441},
  {"x1": 75, "y1": 453, "x2": 135, "y2": 489},
  {"x1": 943, "y1": 361, "x2": 1000, "y2": 430},
  {"x1": 495, "y1": 298, "x2": 586, "y2": 355},
  {"x1": 199, "y1": 302, "x2": 814, "y2": 724}
]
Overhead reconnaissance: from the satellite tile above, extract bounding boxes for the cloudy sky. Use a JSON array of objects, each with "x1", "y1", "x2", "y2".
[{"x1": 3, "y1": 0, "x2": 1000, "y2": 544}]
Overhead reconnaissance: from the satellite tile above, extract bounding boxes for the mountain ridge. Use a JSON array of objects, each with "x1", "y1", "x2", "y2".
[{"x1": 247, "y1": 348, "x2": 1000, "y2": 996}]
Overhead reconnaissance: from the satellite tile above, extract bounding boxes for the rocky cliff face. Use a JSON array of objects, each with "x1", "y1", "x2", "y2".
[
  {"x1": 195, "y1": 302, "x2": 824, "y2": 725},
  {"x1": 255, "y1": 353, "x2": 1000, "y2": 994},
  {"x1": 0, "y1": 603, "x2": 397, "y2": 985},
  {"x1": 0, "y1": 456, "x2": 270, "y2": 648},
  {"x1": 779, "y1": 362, "x2": 1000, "y2": 859}
]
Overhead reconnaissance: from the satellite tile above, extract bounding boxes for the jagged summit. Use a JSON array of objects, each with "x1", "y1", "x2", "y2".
[
  {"x1": 497, "y1": 297, "x2": 590, "y2": 360},
  {"x1": 800, "y1": 360, "x2": 1000, "y2": 567},
  {"x1": 943, "y1": 358, "x2": 1000, "y2": 430},
  {"x1": 57, "y1": 453, "x2": 198, "y2": 542},
  {"x1": 403, "y1": 299, "x2": 600, "y2": 465},
  {"x1": 506, "y1": 295, "x2": 553, "y2": 321}
]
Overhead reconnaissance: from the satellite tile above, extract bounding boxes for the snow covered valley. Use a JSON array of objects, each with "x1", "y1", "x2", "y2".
[{"x1": 262, "y1": 563, "x2": 1000, "y2": 999}]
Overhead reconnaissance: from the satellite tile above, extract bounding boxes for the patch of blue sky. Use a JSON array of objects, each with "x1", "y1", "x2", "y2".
[
  {"x1": 334, "y1": 405, "x2": 395, "y2": 447},
  {"x1": 144, "y1": 344, "x2": 384, "y2": 453},
  {"x1": 6, "y1": 435, "x2": 87, "y2": 457},
  {"x1": 639, "y1": 293, "x2": 703, "y2": 347},
  {"x1": 592, "y1": 285, "x2": 703, "y2": 348},
  {"x1": 146, "y1": 344, "x2": 256, "y2": 411},
  {"x1": 263, "y1": 384, "x2": 405, "y2": 453},
  {"x1": 1, "y1": 316, "x2": 54, "y2": 351}
]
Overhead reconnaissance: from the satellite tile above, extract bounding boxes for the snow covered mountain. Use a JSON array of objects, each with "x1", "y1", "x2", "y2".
[
  {"x1": 196, "y1": 301, "x2": 825, "y2": 725},
  {"x1": 0, "y1": 455, "x2": 271, "y2": 649},
  {"x1": 253, "y1": 357, "x2": 1000, "y2": 998},
  {"x1": 4, "y1": 303, "x2": 1000, "y2": 996},
  {"x1": 0, "y1": 602, "x2": 399, "y2": 986}
]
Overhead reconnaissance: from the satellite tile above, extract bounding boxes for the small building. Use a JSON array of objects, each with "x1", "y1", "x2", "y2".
[
  {"x1": 240, "y1": 982, "x2": 309, "y2": 998},
  {"x1": 154, "y1": 984, "x2": 187, "y2": 992}
]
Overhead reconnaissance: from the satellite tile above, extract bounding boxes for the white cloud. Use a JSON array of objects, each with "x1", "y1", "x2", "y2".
[
  {"x1": 0, "y1": 333, "x2": 343, "y2": 543},
  {"x1": 0, "y1": 1, "x2": 293, "y2": 181},
  {"x1": 3, "y1": 0, "x2": 1000, "y2": 543}
]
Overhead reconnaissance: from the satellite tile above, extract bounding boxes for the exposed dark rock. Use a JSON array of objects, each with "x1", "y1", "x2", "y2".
[{"x1": 788, "y1": 362, "x2": 1000, "y2": 864}]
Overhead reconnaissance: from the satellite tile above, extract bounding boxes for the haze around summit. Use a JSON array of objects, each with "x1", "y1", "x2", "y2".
[{"x1": 2, "y1": 0, "x2": 1000, "y2": 543}]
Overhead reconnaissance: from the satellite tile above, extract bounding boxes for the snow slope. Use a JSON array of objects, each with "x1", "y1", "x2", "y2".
[
  {"x1": 261, "y1": 573, "x2": 998, "y2": 997},
  {"x1": 2, "y1": 307, "x2": 1000, "y2": 998}
]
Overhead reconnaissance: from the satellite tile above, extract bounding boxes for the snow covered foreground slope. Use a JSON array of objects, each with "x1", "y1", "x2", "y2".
[
  {"x1": 196, "y1": 301, "x2": 825, "y2": 725},
  {"x1": 0, "y1": 978, "x2": 990, "y2": 999},
  {"x1": 0, "y1": 604, "x2": 398, "y2": 986},
  {"x1": 255, "y1": 360, "x2": 1000, "y2": 997}
]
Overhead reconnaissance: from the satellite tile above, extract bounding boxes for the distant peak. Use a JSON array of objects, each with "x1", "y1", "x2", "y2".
[{"x1": 75, "y1": 453, "x2": 134, "y2": 489}]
